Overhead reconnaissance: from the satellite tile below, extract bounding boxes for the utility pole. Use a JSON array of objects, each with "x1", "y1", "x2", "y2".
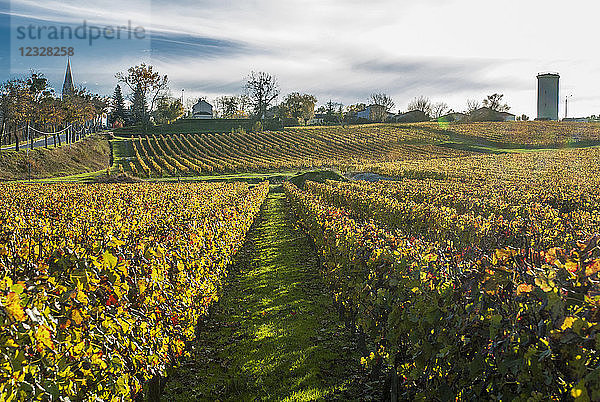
[{"x1": 565, "y1": 94, "x2": 573, "y2": 119}]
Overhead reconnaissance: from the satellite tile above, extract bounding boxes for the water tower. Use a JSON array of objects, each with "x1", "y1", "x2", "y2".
[{"x1": 537, "y1": 73, "x2": 559, "y2": 120}]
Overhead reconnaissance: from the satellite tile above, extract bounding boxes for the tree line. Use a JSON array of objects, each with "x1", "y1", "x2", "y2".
[
  {"x1": 0, "y1": 71, "x2": 108, "y2": 151},
  {"x1": 118, "y1": 64, "x2": 520, "y2": 126},
  {"x1": 1, "y1": 62, "x2": 523, "y2": 149},
  {"x1": 203, "y1": 70, "x2": 518, "y2": 126}
]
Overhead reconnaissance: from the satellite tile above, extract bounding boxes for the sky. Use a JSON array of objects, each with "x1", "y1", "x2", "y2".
[{"x1": 1, "y1": 0, "x2": 599, "y2": 117}]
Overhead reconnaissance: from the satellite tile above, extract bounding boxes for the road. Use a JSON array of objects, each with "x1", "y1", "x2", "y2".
[{"x1": 1, "y1": 131, "x2": 83, "y2": 151}]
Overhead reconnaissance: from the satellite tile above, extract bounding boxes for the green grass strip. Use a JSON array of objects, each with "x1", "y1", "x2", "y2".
[{"x1": 163, "y1": 193, "x2": 375, "y2": 401}]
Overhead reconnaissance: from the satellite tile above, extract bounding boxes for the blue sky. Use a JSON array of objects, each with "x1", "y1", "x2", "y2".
[{"x1": 1, "y1": 0, "x2": 599, "y2": 117}]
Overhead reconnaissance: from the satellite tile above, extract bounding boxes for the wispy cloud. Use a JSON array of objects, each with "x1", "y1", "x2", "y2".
[
  {"x1": 5, "y1": 0, "x2": 600, "y2": 116},
  {"x1": 150, "y1": 34, "x2": 258, "y2": 60}
]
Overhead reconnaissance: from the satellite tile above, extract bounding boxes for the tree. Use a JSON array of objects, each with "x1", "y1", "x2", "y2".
[
  {"x1": 131, "y1": 83, "x2": 148, "y2": 125},
  {"x1": 26, "y1": 71, "x2": 53, "y2": 102},
  {"x1": 343, "y1": 103, "x2": 366, "y2": 123},
  {"x1": 244, "y1": 71, "x2": 279, "y2": 120},
  {"x1": 407, "y1": 96, "x2": 432, "y2": 116},
  {"x1": 319, "y1": 100, "x2": 344, "y2": 124},
  {"x1": 334, "y1": 105, "x2": 345, "y2": 126},
  {"x1": 0, "y1": 72, "x2": 104, "y2": 150},
  {"x1": 324, "y1": 100, "x2": 343, "y2": 115},
  {"x1": 153, "y1": 96, "x2": 184, "y2": 124},
  {"x1": 431, "y1": 102, "x2": 449, "y2": 118},
  {"x1": 185, "y1": 97, "x2": 199, "y2": 115},
  {"x1": 111, "y1": 85, "x2": 127, "y2": 126},
  {"x1": 279, "y1": 93, "x2": 317, "y2": 125},
  {"x1": 370, "y1": 93, "x2": 395, "y2": 122},
  {"x1": 89, "y1": 92, "x2": 109, "y2": 117},
  {"x1": 115, "y1": 63, "x2": 168, "y2": 115},
  {"x1": 215, "y1": 96, "x2": 239, "y2": 119},
  {"x1": 482, "y1": 93, "x2": 510, "y2": 112},
  {"x1": 62, "y1": 87, "x2": 100, "y2": 142},
  {"x1": 0, "y1": 78, "x2": 33, "y2": 150},
  {"x1": 25, "y1": 72, "x2": 53, "y2": 147},
  {"x1": 38, "y1": 97, "x2": 64, "y2": 147},
  {"x1": 466, "y1": 99, "x2": 480, "y2": 114},
  {"x1": 216, "y1": 94, "x2": 250, "y2": 119},
  {"x1": 237, "y1": 94, "x2": 250, "y2": 117},
  {"x1": 7, "y1": 71, "x2": 54, "y2": 148},
  {"x1": 346, "y1": 103, "x2": 367, "y2": 114}
]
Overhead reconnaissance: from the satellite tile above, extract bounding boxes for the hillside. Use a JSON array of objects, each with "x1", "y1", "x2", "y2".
[
  {"x1": 113, "y1": 124, "x2": 470, "y2": 177},
  {"x1": 111, "y1": 121, "x2": 600, "y2": 178},
  {"x1": 5, "y1": 122, "x2": 600, "y2": 401},
  {"x1": 0, "y1": 134, "x2": 111, "y2": 180},
  {"x1": 3, "y1": 122, "x2": 600, "y2": 181},
  {"x1": 424, "y1": 120, "x2": 600, "y2": 147}
]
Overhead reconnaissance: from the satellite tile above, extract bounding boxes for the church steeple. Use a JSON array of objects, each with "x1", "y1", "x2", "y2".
[{"x1": 62, "y1": 59, "x2": 75, "y2": 99}]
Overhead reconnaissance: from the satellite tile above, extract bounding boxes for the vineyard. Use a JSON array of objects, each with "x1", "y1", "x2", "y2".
[
  {"x1": 354, "y1": 144, "x2": 600, "y2": 183},
  {"x1": 117, "y1": 125, "x2": 469, "y2": 176},
  {"x1": 430, "y1": 121, "x2": 600, "y2": 146},
  {"x1": 0, "y1": 182, "x2": 268, "y2": 400},
  {"x1": 112, "y1": 122, "x2": 600, "y2": 178},
  {"x1": 283, "y1": 146, "x2": 600, "y2": 399},
  {"x1": 3, "y1": 121, "x2": 600, "y2": 400}
]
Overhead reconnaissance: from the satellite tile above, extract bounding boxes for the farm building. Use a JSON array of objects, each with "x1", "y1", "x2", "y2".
[
  {"x1": 438, "y1": 112, "x2": 467, "y2": 122},
  {"x1": 498, "y1": 111, "x2": 516, "y2": 121},
  {"x1": 470, "y1": 107, "x2": 515, "y2": 122},
  {"x1": 192, "y1": 100, "x2": 213, "y2": 119},
  {"x1": 356, "y1": 104, "x2": 386, "y2": 121},
  {"x1": 394, "y1": 110, "x2": 429, "y2": 123},
  {"x1": 307, "y1": 113, "x2": 327, "y2": 125}
]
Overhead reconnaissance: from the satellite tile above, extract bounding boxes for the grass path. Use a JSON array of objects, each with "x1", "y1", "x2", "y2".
[{"x1": 162, "y1": 192, "x2": 377, "y2": 401}]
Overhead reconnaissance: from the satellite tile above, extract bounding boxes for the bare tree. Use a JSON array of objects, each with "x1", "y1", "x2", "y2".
[
  {"x1": 237, "y1": 94, "x2": 250, "y2": 116},
  {"x1": 466, "y1": 99, "x2": 480, "y2": 114},
  {"x1": 369, "y1": 93, "x2": 395, "y2": 122},
  {"x1": 407, "y1": 96, "x2": 432, "y2": 116},
  {"x1": 244, "y1": 71, "x2": 279, "y2": 120},
  {"x1": 431, "y1": 102, "x2": 449, "y2": 118},
  {"x1": 115, "y1": 63, "x2": 169, "y2": 114},
  {"x1": 215, "y1": 96, "x2": 239, "y2": 118},
  {"x1": 482, "y1": 93, "x2": 510, "y2": 112}
]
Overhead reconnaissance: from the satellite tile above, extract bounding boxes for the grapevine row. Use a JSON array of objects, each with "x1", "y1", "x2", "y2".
[
  {"x1": 284, "y1": 181, "x2": 600, "y2": 400},
  {"x1": 0, "y1": 182, "x2": 269, "y2": 400}
]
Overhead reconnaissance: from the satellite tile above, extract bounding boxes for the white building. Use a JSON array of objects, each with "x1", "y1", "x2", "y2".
[{"x1": 192, "y1": 99, "x2": 213, "y2": 119}]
